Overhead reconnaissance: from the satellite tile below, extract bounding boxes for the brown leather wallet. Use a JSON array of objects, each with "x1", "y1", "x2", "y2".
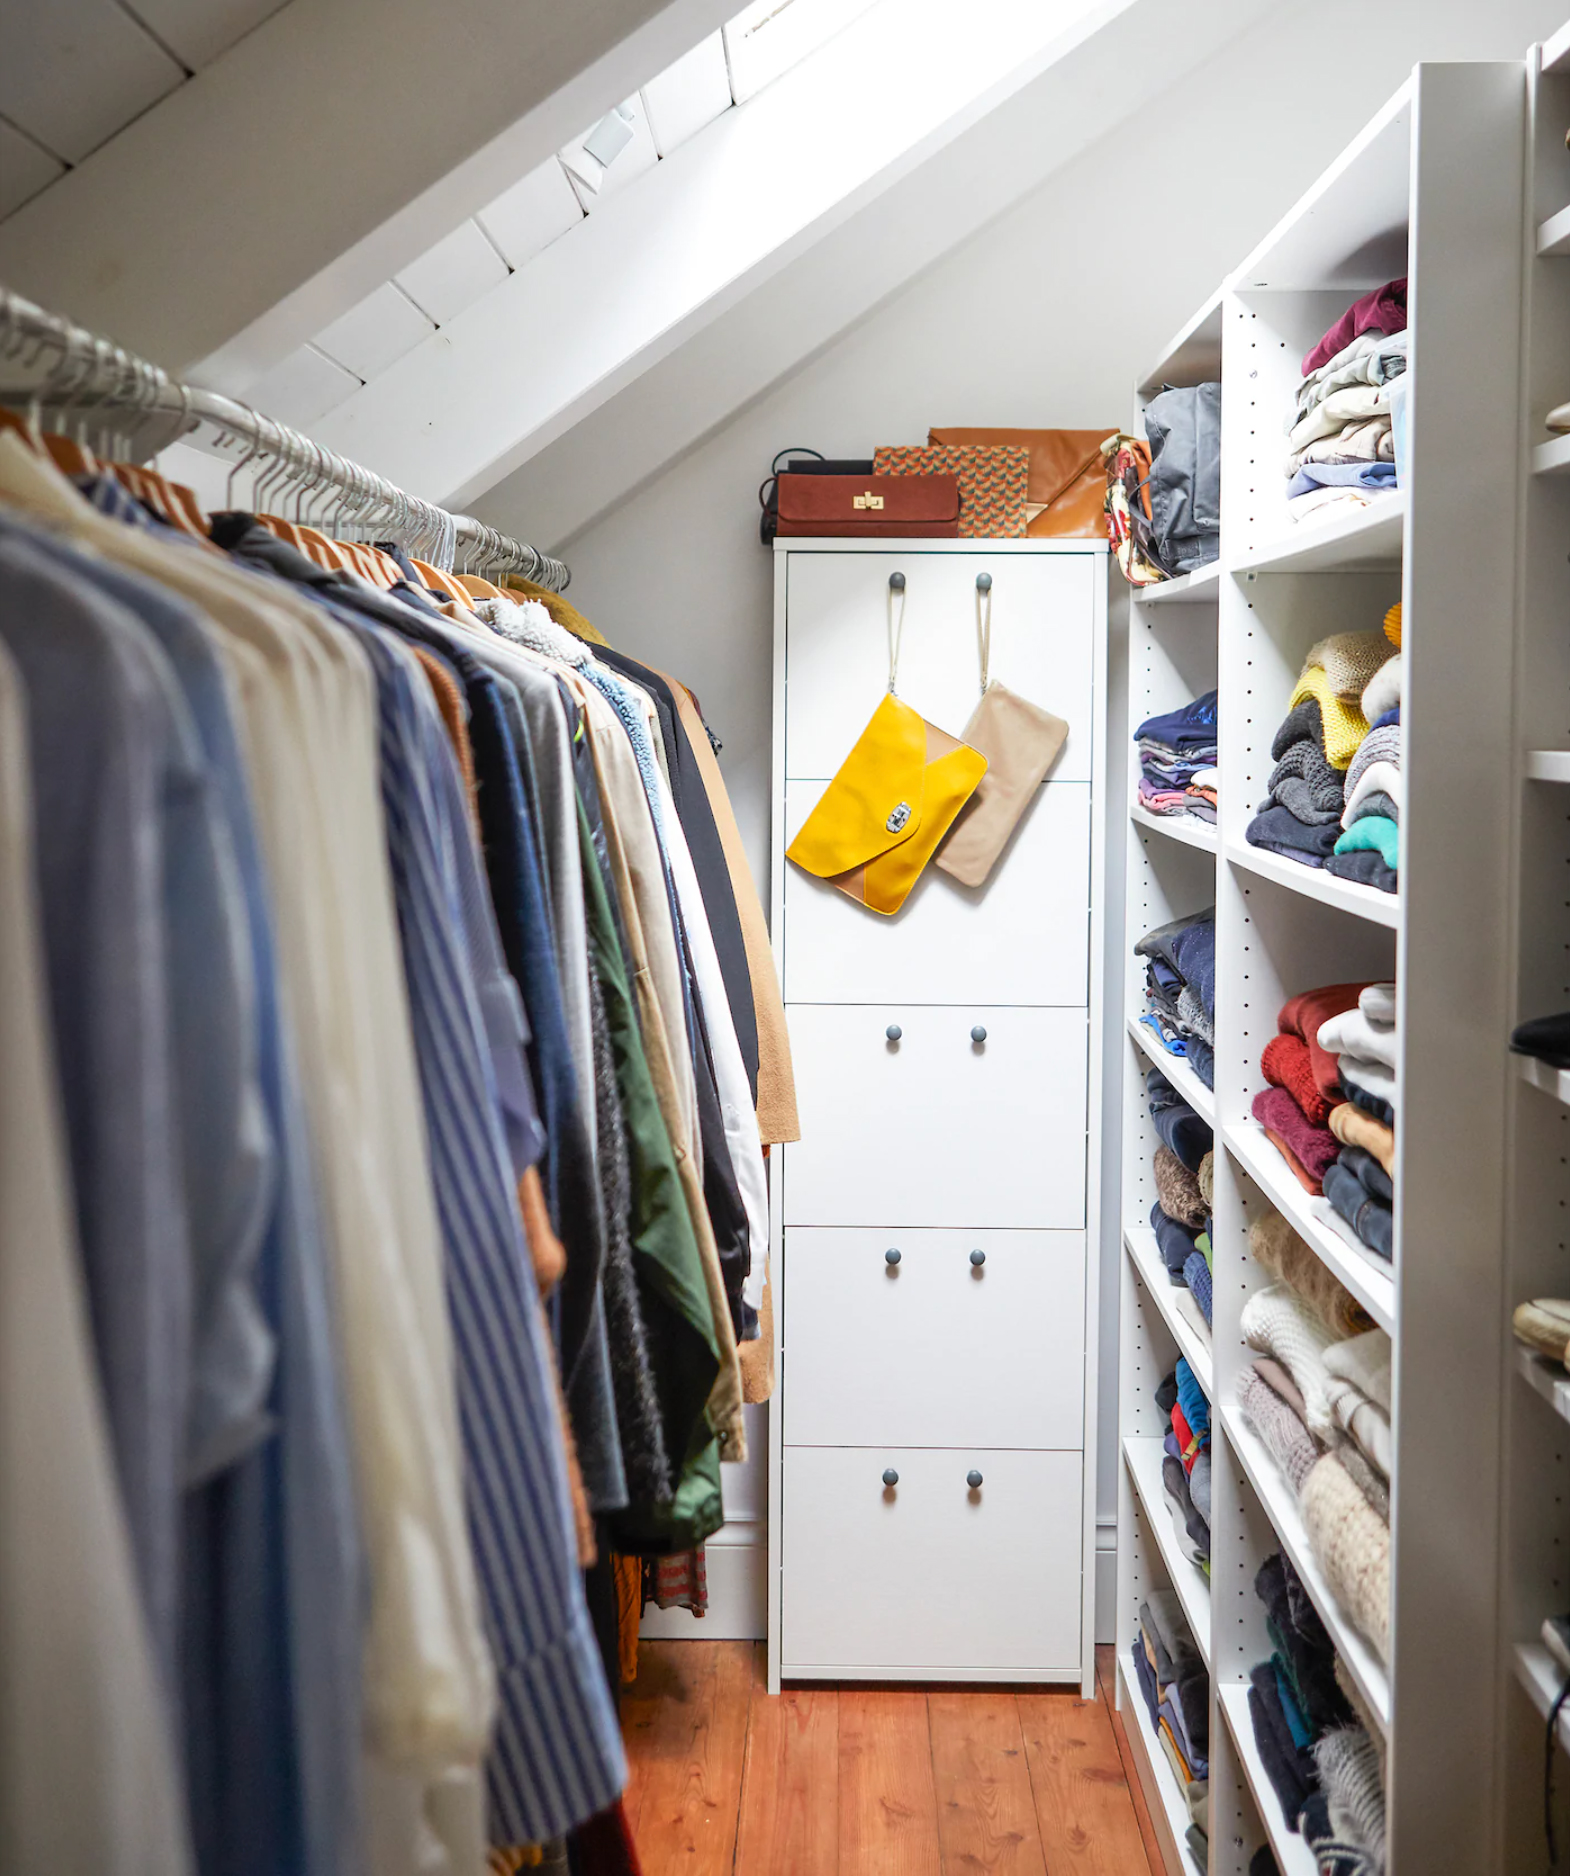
[{"x1": 775, "y1": 472, "x2": 959, "y2": 537}]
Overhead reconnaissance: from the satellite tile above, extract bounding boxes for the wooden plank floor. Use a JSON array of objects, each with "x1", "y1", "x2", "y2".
[{"x1": 622, "y1": 1643, "x2": 1165, "y2": 1875}]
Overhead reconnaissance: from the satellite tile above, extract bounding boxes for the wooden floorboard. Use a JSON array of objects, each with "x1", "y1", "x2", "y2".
[
  {"x1": 1095, "y1": 1644, "x2": 1167, "y2": 1876},
  {"x1": 928, "y1": 1692, "x2": 1048, "y2": 1876},
  {"x1": 625, "y1": 1643, "x2": 1164, "y2": 1875},
  {"x1": 838, "y1": 1689, "x2": 942, "y2": 1876},
  {"x1": 733, "y1": 1681, "x2": 839, "y2": 1875},
  {"x1": 1018, "y1": 1687, "x2": 1155, "y2": 1876},
  {"x1": 621, "y1": 1640, "x2": 754, "y2": 1875}
]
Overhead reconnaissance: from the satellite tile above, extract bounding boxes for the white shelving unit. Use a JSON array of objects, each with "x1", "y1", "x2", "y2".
[
  {"x1": 1115, "y1": 58, "x2": 1527, "y2": 1876},
  {"x1": 1500, "y1": 21, "x2": 1570, "y2": 1869},
  {"x1": 1115, "y1": 291, "x2": 1222, "y2": 1876}
]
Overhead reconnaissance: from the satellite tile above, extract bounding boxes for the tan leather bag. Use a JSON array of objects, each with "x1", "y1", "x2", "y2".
[
  {"x1": 928, "y1": 426, "x2": 1113, "y2": 538},
  {"x1": 935, "y1": 575, "x2": 1068, "y2": 888}
]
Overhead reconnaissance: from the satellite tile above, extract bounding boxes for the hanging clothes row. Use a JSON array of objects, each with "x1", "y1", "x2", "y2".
[{"x1": 0, "y1": 415, "x2": 796, "y2": 1876}]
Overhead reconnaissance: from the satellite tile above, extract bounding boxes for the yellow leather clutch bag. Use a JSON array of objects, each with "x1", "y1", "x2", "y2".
[{"x1": 786, "y1": 693, "x2": 988, "y2": 915}]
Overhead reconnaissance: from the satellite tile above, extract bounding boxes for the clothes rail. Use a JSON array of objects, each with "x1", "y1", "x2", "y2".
[{"x1": 0, "y1": 283, "x2": 569, "y2": 591}]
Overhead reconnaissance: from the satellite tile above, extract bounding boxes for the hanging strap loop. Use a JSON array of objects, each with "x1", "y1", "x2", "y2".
[
  {"x1": 975, "y1": 570, "x2": 993, "y2": 695},
  {"x1": 887, "y1": 571, "x2": 907, "y2": 693}
]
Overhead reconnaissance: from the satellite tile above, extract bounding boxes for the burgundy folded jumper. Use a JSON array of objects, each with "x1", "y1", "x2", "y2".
[
  {"x1": 1276, "y1": 982, "x2": 1370, "y2": 1101},
  {"x1": 1260, "y1": 1032, "x2": 1336, "y2": 1128},
  {"x1": 1252, "y1": 1086, "x2": 1339, "y2": 1193}
]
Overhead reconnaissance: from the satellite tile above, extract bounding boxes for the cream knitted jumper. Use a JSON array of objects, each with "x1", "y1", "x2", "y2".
[
  {"x1": 1303, "y1": 631, "x2": 1396, "y2": 702},
  {"x1": 1361, "y1": 652, "x2": 1402, "y2": 725},
  {"x1": 1249, "y1": 1213, "x2": 1372, "y2": 1339},
  {"x1": 1241, "y1": 1284, "x2": 1337, "y2": 1438},
  {"x1": 1318, "y1": 1007, "x2": 1399, "y2": 1074},
  {"x1": 1302, "y1": 1453, "x2": 1391, "y2": 1661},
  {"x1": 1325, "y1": 1328, "x2": 1392, "y2": 1413}
]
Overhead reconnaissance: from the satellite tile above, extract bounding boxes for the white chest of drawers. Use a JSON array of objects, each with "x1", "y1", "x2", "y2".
[{"x1": 766, "y1": 539, "x2": 1107, "y2": 1693}]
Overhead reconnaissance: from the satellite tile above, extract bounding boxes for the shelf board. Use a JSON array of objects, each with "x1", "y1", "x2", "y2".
[
  {"x1": 1223, "y1": 1407, "x2": 1391, "y2": 1733},
  {"x1": 1516, "y1": 1643, "x2": 1570, "y2": 1752},
  {"x1": 1127, "y1": 1014, "x2": 1217, "y2": 1125},
  {"x1": 1117, "y1": 1660, "x2": 1196, "y2": 1876},
  {"x1": 1544, "y1": 18, "x2": 1570, "y2": 76},
  {"x1": 1516, "y1": 1052, "x2": 1570, "y2": 1106},
  {"x1": 1226, "y1": 837, "x2": 1401, "y2": 931},
  {"x1": 1131, "y1": 801, "x2": 1219, "y2": 854},
  {"x1": 1515, "y1": 1344, "x2": 1570, "y2": 1425},
  {"x1": 1133, "y1": 562, "x2": 1223, "y2": 606},
  {"x1": 1125, "y1": 1226, "x2": 1214, "y2": 1397},
  {"x1": 1124, "y1": 1436, "x2": 1212, "y2": 1664},
  {"x1": 1217, "y1": 1682, "x2": 1320, "y2": 1876},
  {"x1": 1138, "y1": 293, "x2": 1224, "y2": 402},
  {"x1": 1224, "y1": 1119, "x2": 1395, "y2": 1333},
  {"x1": 1533, "y1": 435, "x2": 1570, "y2": 477},
  {"x1": 1526, "y1": 750, "x2": 1570, "y2": 783},
  {"x1": 1228, "y1": 497, "x2": 1405, "y2": 576},
  {"x1": 1539, "y1": 202, "x2": 1570, "y2": 257}
]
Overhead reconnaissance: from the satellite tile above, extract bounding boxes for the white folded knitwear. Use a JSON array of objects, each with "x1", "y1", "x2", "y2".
[
  {"x1": 1359, "y1": 982, "x2": 1396, "y2": 1030},
  {"x1": 1361, "y1": 653, "x2": 1402, "y2": 725},
  {"x1": 1325, "y1": 1328, "x2": 1391, "y2": 1413},
  {"x1": 1339, "y1": 1053, "x2": 1397, "y2": 1109},
  {"x1": 1318, "y1": 1005, "x2": 1400, "y2": 1073},
  {"x1": 1340, "y1": 761, "x2": 1403, "y2": 831},
  {"x1": 1323, "y1": 1361, "x2": 1392, "y2": 1481},
  {"x1": 1302, "y1": 1452, "x2": 1391, "y2": 1661},
  {"x1": 1240, "y1": 1284, "x2": 1336, "y2": 1439},
  {"x1": 1285, "y1": 383, "x2": 1394, "y2": 454}
]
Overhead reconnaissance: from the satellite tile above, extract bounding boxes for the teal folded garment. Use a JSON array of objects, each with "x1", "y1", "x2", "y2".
[{"x1": 1333, "y1": 813, "x2": 1398, "y2": 871}]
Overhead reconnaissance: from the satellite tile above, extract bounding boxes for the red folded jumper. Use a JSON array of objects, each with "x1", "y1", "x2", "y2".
[
  {"x1": 1261, "y1": 1033, "x2": 1336, "y2": 1128},
  {"x1": 1276, "y1": 982, "x2": 1370, "y2": 1101},
  {"x1": 1252, "y1": 1086, "x2": 1339, "y2": 1193}
]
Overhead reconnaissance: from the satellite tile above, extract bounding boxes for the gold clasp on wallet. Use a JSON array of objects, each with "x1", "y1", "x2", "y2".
[{"x1": 853, "y1": 491, "x2": 885, "y2": 510}]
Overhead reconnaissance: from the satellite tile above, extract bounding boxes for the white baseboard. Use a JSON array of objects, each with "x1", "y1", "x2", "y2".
[{"x1": 638, "y1": 1521, "x2": 766, "y2": 1641}]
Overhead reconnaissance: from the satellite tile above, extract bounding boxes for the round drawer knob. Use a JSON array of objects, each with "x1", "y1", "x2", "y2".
[
  {"x1": 976, "y1": 572, "x2": 993, "y2": 594},
  {"x1": 882, "y1": 1468, "x2": 899, "y2": 1487},
  {"x1": 969, "y1": 1249, "x2": 986, "y2": 1268},
  {"x1": 889, "y1": 572, "x2": 906, "y2": 593},
  {"x1": 970, "y1": 1025, "x2": 988, "y2": 1043},
  {"x1": 886, "y1": 1023, "x2": 903, "y2": 1042},
  {"x1": 966, "y1": 1470, "x2": 984, "y2": 1490},
  {"x1": 885, "y1": 1247, "x2": 902, "y2": 1267}
]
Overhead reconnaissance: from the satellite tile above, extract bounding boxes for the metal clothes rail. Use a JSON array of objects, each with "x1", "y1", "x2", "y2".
[{"x1": 0, "y1": 284, "x2": 568, "y2": 591}]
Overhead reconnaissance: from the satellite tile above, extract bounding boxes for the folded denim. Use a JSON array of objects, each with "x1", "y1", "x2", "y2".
[{"x1": 1322, "y1": 1157, "x2": 1393, "y2": 1261}]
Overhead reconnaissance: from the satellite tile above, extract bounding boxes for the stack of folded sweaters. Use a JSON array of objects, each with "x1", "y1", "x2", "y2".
[
  {"x1": 1135, "y1": 691, "x2": 1219, "y2": 825},
  {"x1": 1247, "y1": 1550, "x2": 1388, "y2": 1874},
  {"x1": 1148, "y1": 1069, "x2": 1214, "y2": 1332},
  {"x1": 1286, "y1": 278, "x2": 1407, "y2": 528},
  {"x1": 1250, "y1": 980, "x2": 1397, "y2": 1254},
  {"x1": 1136, "y1": 908, "x2": 1217, "y2": 1089},
  {"x1": 1328, "y1": 607, "x2": 1402, "y2": 895},
  {"x1": 1317, "y1": 985, "x2": 1398, "y2": 1261},
  {"x1": 1237, "y1": 1219, "x2": 1392, "y2": 1667},
  {"x1": 1159, "y1": 1357, "x2": 1211, "y2": 1570},
  {"x1": 1248, "y1": 629, "x2": 1393, "y2": 872},
  {"x1": 1130, "y1": 1591, "x2": 1209, "y2": 1873}
]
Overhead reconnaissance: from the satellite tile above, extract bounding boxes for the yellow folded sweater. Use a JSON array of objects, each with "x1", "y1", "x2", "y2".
[{"x1": 1288, "y1": 666, "x2": 1370, "y2": 769}]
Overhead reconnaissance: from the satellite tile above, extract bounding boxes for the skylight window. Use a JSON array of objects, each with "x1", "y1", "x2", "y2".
[{"x1": 722, "y1": 0, "x2": 881, "y2": 103}]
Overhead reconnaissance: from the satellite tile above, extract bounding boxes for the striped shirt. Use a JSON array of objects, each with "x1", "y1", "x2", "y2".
[{"x1": 355, "y1": 621, "x2": 625, "y2": 1843}]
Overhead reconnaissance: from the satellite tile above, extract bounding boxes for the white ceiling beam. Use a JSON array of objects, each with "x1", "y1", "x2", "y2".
[
  {"x1": 312, "y1": 0, "x2": 1147, "y2": 507},
  {"x1": 0, "y1": 0, "x2": 737, "y2": 381}
]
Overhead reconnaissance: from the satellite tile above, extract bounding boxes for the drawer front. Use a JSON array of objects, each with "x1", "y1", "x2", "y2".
[
  {"x1": 781, "y1": 1445, "x2": 1083, "y2": 1672},
  {"x1": 783, "y1": 1228, "x2": 1085, "y2": 1448},
  {"x1": 782, "y1": 779, "x2": 1090, "y2": 1006},
  {"x1": 784, "y1": 550, "x2": 1096, "y2": 784},
  {"x1": 781, "y1": 1004, "x2": 1088, "y2": 1229}
]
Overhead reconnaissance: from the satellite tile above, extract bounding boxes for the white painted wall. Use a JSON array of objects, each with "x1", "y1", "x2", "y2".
[{"x1": 555, "y1": 0, "x2": 1567, "y2": 1640}]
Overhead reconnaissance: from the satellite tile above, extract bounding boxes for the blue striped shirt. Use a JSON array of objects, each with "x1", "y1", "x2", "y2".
[{"x1": 355, "y1": 622, "x2": 625, "y2": 1843}]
